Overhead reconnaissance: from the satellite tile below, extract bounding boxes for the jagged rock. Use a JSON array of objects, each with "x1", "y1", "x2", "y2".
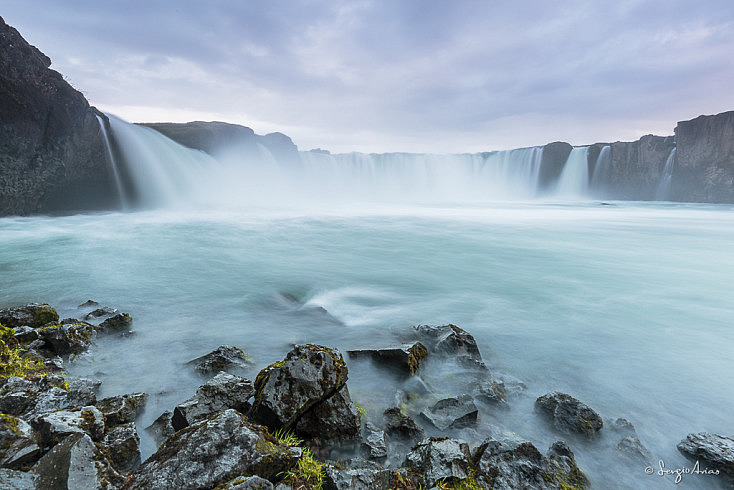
[
  {"x1": 535, "y1": 392, "x2": 603, "y2": 436},
  {"x1": 219, "y1": 475, "x2": 275, "y2": 489},
  {"x1": 37, "y1": 322, "x2": 96, "y2": 355},
  {"x1": 471, "y1": 378, "x2": 508, "y2": 407},
  {"x1": 33, "y1": 432, "x2": 123, "y2": 489},
  {"x1": 96, "y1": 392, "x2": 147, "y2": 428},
  {"x1": 12, "y1": 326, "x2": 38, "y2": 344},
  {"x1": 0, "y1": 376, "x2": 96, "y2": 418},
  {"x1": 172, "y1": 372, "x2": 254, "y2": 431},
  {"x1": 0, "y1": 303, "x2": 59, "y2": 328},
  {"x1": 98, "y1": 313, "x2": 133, "y2": 333},
  {"x1": 419, "y1": 395, "x2": 478, "y2": 431},
  {"x1": 323, "y1": 458, "x2": 393, "y2": 489},
  {"x1": 145, "y1": 410, "x2": 174, "y2": 446},
  {"x1": 609, "y1": 418, "x2": 650, "y2": 462},
  {"x1": 250, "y1": 344, "x2": 348, "y2": 430},
  {"x1": 347, "y1": 342, "x2": 428, "y2": 376},
  {"x1": 0, "y1": 468, "x2": 38, "y2": 489},
  {"x1": 127, "y1": 409, "x2": 299, "y2": 489},
  {"x1": 0, "y1": 413, "x2": 42, "y2": 469},
  {"x1": 295, "y1": 386, "x2": 361, "y2": 442},
  {"x1": 82, "y1": 306, "x2": 118, "y2": 321},
  {"x1": 32, "y1": 406, "x2": 105, "y2": 450},
  {"x1": 66, "y1": 377, "x2": 102, "y2": 400},
  {"x1": 101, "y1": 422, "x2": 141, "y2": 472},
  {"x1": 0, "y1": 17, "x2": 114, "y2": 216},
  {"x1": 404, "y1": 437, "x2": 473, "y2": 487},
  {"x1": 677, "y1": 433, "x2": 734, "y2": 478},
  {"x1": 383, "y1": 407, "x2": 425, "y2": 442},
  {"x1": 474, "y1": 433, "x2": 588, "y2": 489},
  {"x1": 187, "y1": 345, "x2": 254, "y2": 375},
  {"x1": 361, "y1": 422, "x2": 388, "y2": 460},
  {"x1": 414, "y1": 324, "x2": 485, "y2": 370}
]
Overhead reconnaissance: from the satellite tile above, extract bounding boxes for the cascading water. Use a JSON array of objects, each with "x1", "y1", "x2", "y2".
[
  {"x1": 590, "y1": 145, "x2": 611, "y2": 195},
  {"x1": 555, "y1": 146, "x2": 590, "y2": 197},
  {"x1": 655, "y1": 148, "x2": 676, "y2": 201},
  {"x1": 96, "y1": 115, "x2": 128, "y2": 209}
]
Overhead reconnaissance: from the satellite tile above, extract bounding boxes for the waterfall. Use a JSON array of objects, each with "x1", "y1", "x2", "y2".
[
  {"x1": 655, "y1": 148, "x2": 676, "y2": 201},
  {"x1": 590, "y1": 145, "x2": 611, "y2": 194},
  {"x1": 96, "y1": 115, "x2": 128, "y2": 209},
  {"x1": 556, "y1": 147, "x2": 590, "y2": 197}
]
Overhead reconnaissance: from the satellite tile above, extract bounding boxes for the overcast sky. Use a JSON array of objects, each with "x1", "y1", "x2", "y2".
[{"x1": 2, "y1": 1, "x2": 733, "y2": 153}]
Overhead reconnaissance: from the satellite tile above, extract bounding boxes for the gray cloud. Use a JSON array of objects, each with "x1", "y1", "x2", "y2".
[{"x1": 1, "y1": 0, "x2": 733, "y2": 152}]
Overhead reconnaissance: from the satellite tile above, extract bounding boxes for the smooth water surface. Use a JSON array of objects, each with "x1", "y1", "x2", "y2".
[{"x1": 1, "y1": 201, "x2": 733, "y2": 488}]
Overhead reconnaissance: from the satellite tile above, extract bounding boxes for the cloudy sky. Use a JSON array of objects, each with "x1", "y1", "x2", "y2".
[{"x1": 2, "y1": 1, "x2": 733, "y2": 153}]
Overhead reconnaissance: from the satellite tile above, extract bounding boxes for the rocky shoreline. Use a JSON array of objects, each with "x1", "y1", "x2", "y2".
[{"x1": 1, "y1": 302, "x2": 732, "y2": 489}]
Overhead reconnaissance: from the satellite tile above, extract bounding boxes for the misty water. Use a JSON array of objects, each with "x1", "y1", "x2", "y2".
[{"x1": 1, "y1": 119, "x2": 732, "y2": 488}]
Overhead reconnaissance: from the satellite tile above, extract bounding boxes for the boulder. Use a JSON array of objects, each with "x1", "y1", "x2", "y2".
[
  {"x1": 609, "y1": 418, "x2": 650, "y2": 462},
  {"x1": 32, "y1": 406, "x2": 105, "y2": 450},
  {"x1": 250, "y1": 344, "x2": 348, "y2": 430},
  {"x1": 12, "y1": 326, "x2": 39, "y2": 345},
  {"x1": 0, "y1": 376, "x2": 96, "y2": 418},
  {"x1": 419, "y1": 395, "x2": 478, "y2": 430},
  {"x1": 187, "y1": 345, "x2": 254, "y2": 375},
  {"x1": 677, "y1": 432, "x2": 734, "y2": 478},
  {"x1": 361, "y1": 422, "x2": 388, "y2": 460},
  {"x1": 82, "y1": 306, "x2": 118, "y2": 321},
  {"x1": 535, "y1": 392, "x2": 603, "y2": 437},
  {"x1": 145, "y1": 410, "x2": 175, "y2": 447},
  {"x1": 127, "y1": 409, "x2": 299, "y2": 488},
  {"x1": 347, "y1": 342, "x2": 428, "y2": 376},
  {"x1": 172, "y1": 372, "x2": 254, "y2": 431},
  {"x1": 101, "y1": 422, "x2": 141, "y2": 472},
  {"x1": 383, "y1": 407, "x2": 425, "y2": 442},
  {"x1": 414, "y1": 324, "x2": 484, "y2": 369},
  {"x1": 37, "y1": 322, "x2": 96, "y2": 355},
  {"x1": 33, "y1": 432, "x2": 123, "y2": 489},
  {"x1": 98, "y1": 313, "x2": 133, "y2": 332},
  {"x1": 295, "y1": 386, "x2": 361, "y2": 442},
  {"x1": 0, "y1": 413, "x2": 42, "y2": 469},
  {"x1": 323, "y1": 458, "x2": 393, "y2": 489},
  {"x1": 471, "y1": 378, "x2": 508, "y2": 407},
  {"x1": 0, "y1": 468, "x2": 37, "y2": 489},
  {"x1": 404, "y1": 437, "x2": 473, "y2": 487},
  {"x1": 0, "y1": 17, "x2": 114, "y2": 216},
  {"x1": 95, "y1": 392, "x2": 147, "y2": 428},
  {"x1": 474, "y1": 433, "x2": 588, "y2": 489},
  {"x1": 0, "y1": 304, "x2": 59, "y2": 328}
]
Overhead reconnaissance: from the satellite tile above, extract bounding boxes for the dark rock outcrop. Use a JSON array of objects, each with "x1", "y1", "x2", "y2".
[
  {"x1": 347, "y1": 342, "x2": 428, "y2": 376},
  {"x1": 294, "y1": 385, "x2": 361, "y2": 442},
  {"x1": 413, "y1": 324, "x2": 486, "y2": 370},
  {"x1": 535, "y1": 392, "x2": 603, "y2": 437},
  {"x1": 383, "y1": 407, "x2": 425, "y2": 442},
  {"x1": 538, "y1": 142, "x2": 573, "y2": 192},
  {"x1": 0, "y1": 303, "x2": 58, "y2": 329},
  {"x1": 361, "y1": 422, "x2": 388, "y2": 460},
  {"x1": 419, "y1": 395, "x2": 478, "y2": 430},
  {"x1": 673, "y1": 110, "x2": 734, "y2": 202},
  {"x1": 187, "y1": 345, "x2": 254, "y2": 375},
  {"x1": 0, "y1": 16, "x2": 115, "y2": 216},
  {"x1": 323, "y1": 458, "x2": 393, "y2": 489},
  {"x1": 404, "y1": 437, "x2": 473, "y2": 487},
  {"x1": 95, "y1": 392, "x2": 147, "y2": 428},
  {"x1": 677, "y1": 432, "x2": 734, "y2": 478}
]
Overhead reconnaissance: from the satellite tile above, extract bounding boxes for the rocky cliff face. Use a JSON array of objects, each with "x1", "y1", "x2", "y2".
[
  {"x1": 672, "y1": 110, "x2": 734, "y2": 203},
  {"x1": 141, "y1": 121, "x2": 300, "y2": 164},
  {"x1": 0, "y1": 16, "x2": 114, "y2": 216}
]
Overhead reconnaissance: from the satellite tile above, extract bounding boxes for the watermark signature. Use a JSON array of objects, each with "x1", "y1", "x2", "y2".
[{"x1": 645, "y1": 459, "x2": 720, "y2": 484}]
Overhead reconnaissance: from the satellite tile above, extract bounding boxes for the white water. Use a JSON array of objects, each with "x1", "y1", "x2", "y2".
[
  {"x1": 656, "y1": 148, "x2": 677, "y2": 201},
  {"x1": 2, "y1": 118, "x2": 731, "y2": 489},
  {"x1": 590, "y1": 145, "x2": 612, "y2": 194},
  {"x1": 556, "y1": 147, "x2": 590, "y2": 198},
  {"x1": 95, "y1": 115, "x2": 128, "y2": 210}
]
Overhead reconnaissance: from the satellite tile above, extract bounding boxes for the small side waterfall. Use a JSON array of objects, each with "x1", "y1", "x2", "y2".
[
  {"x1": 556, "y1": 147, "x2": 589, "y2": 197},
  {"x1": 96, "y1": 115, "x2": 128, "y2": 209},
  {"x1": 590, "y1": 145, "x2": 611, "y2": 193},
  {"x1": 655, "y1": 148, "x2": 676, "y2": 201}
]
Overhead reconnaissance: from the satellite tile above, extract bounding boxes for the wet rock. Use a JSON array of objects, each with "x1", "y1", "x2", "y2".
[
  {"x1": 0, "y1": 303, "x2": 59, "y2": 328},
  {"x1": 361, "y1": 421, "x2": 388, "y2": 460},
  {"x1": 172, "y1": 372, "x2": 254, "y2": 431},
  {"x1": 102, "y1": 422, "x2": 141, "y2": 472},
  {"x1": 145, "y1": 410, "x2": 175, "y2": 446},
  {"x1": 66, "y1": 377, "x2": 102, "y2": 401},
  {"x1": 37, "y1": 322, "x2": 96, "y2": 355},
  {"x1": 32, "y1": 406, "x2": 105, "y2": 450},
  {"x1": 677, "y1": 432, "x2": 734, "y2": 478},
  {"x1": 295, "y1": 386, "x2": 361, "y2": 442},
  {"x1": 0, "y1": 468, "x2": 38, "y2": 489},
  {"x1": 0, "y1": 413, "x2": 42, "y2": 469},
  {"x1": 12, "y1": 326, "x2": 38, "y2": 344},
  {"x1": 219, "y1": 475, "x2": 275, "y2": 489},
  {"x1": 323, "y1": 458, "x2": 393, "y2": 489},
  {"x1": 187, "y1": 344, "x2": 254, "y2": 375},
  {"x1": 0, "y1": 376, "x2": 96, "y2": 418},
  {"x1": 127, "y1": 409, "x2": 299, "y2": 488},
  {"x1": 419, "y1": 395, "x2": 478, "y2": 431},
  {"x1": 383, "y1": 407, "x2": 425, "y2": 442},
  {"x1": 471, "y1": 378, "x2": 508, "y2": 407},
  {"x1": 404, "y1": 437, "x2": 473, "y2": 487},
  {"x1": 98, "y1": 312, "x2": 133, "y2": 332},
  {"x1": 33, "y1": 432, "x2": 123, "y2": 489},
  {"x1": 610, "y1": 418, "x2": 650, "y2": 462},
  {"x1": 82, "y1": 306, "x2": 118, "y2": 321},
  {"x1": 535, "y1": 392, "x2": 603, "y2": 437},
  {"x1": 96, "y1": 392, "x2": 147, "y2": 428},
  {"x1": 414, "y1": 324, "x2": 486, "y2": 370},
  {"x1": 348, "y1": 342, "x2": 428, "y2": 376},
  {"x1": 251, "y1": 344, "x2": 348, "y2": 430},
  {"x1": 474, "y1": 433, "x2": 588, "y2": 489}
]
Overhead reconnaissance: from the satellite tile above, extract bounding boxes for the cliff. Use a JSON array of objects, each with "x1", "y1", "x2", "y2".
[{"x1": 0, "y1": 16, "x2": 114, "y2": 216}]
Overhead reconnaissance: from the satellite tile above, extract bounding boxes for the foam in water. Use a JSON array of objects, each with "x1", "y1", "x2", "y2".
[
  {"x1": 556, "y1": 147, "x2": 589, "y2": 197},
  {"x1": 655, "y1": 148, "x2": 676, "y2": 201}
]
